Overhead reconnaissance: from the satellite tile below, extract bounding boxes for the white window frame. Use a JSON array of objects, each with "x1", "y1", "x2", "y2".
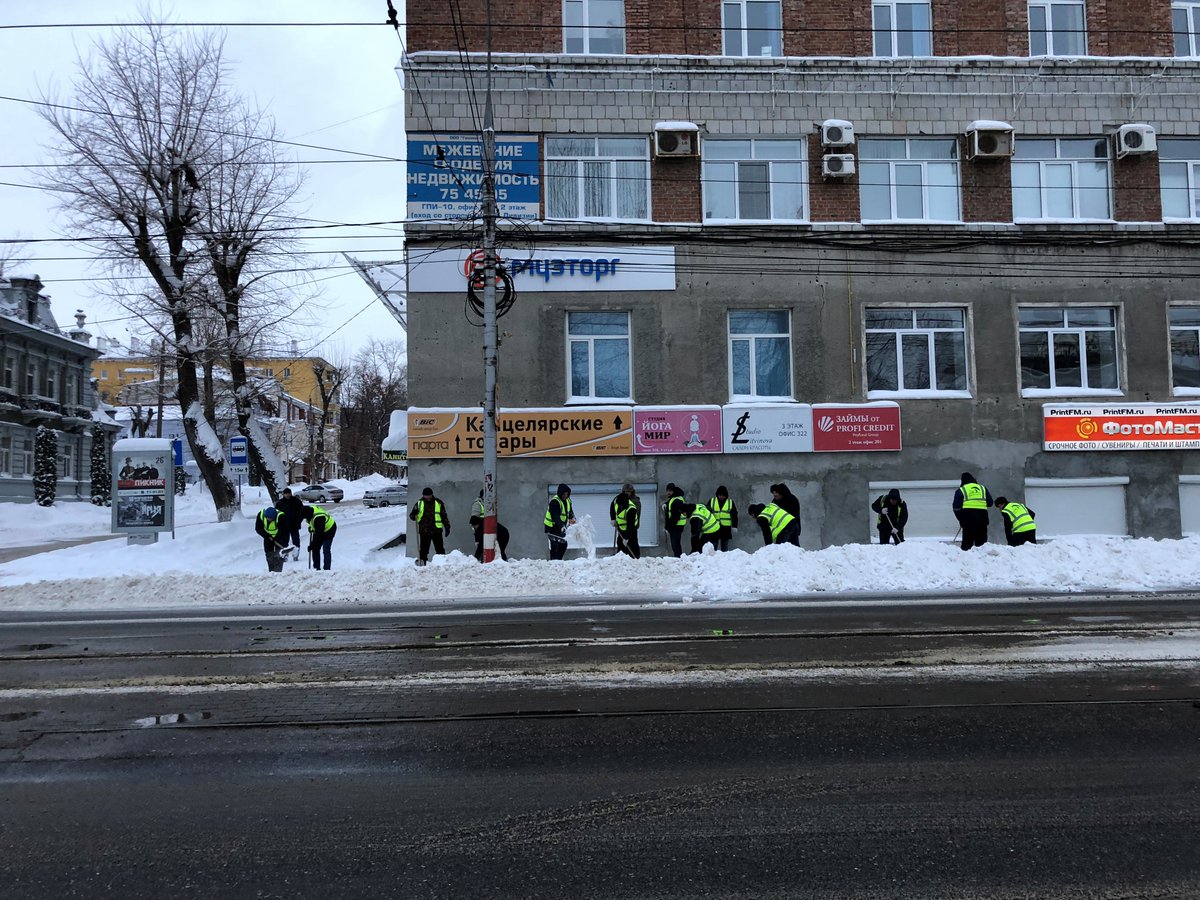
[
  {"x1": 728, "y1": 309, "x2": 793, "y2": 401},
  {"x1": 60, "y1": 441, "x2": 75, "y2": 480},
  {"x1": 1, "y1": 355, "x2": 14, "y2": 391},
  {"x1": 722, "y1": 0, "x2": 783, "y2": 57},
  {"x1": 1174, "y1": 1, "x2": 1200, "y2": 56},
  {"x1": 0, "y1": 432, "x2": 10, "y2": 475},
  {"x1": 566, "y1": 311, "x2": 632, "y2": 403},
  {"x1": 1028, "y1": 0, "x2": 1087, "y2": 56},
  {"x1": 1160, "y1": 138, "x2": 1200, "y2": 220},
  {"x1": 1018, "y1": 306, "x2": 1122, "y2": 397},
  {"x1": 24, "y1": 361, "x2": 36, "y2": 396},
  {"x1": 545, "y1": 136, "x2": 650, "y2": 222},
  {"x1": 872, "y1": 0, "x2": 933, "y2": 57},
  {"x1": 1012, "y1": 137, "x2": 1111, "y2": 222},
  {"x1": 1169, "y1": 305, "x2": 1200, "y2": 396},
  {"x1": 563, "y1": 0, "x2": 626, "y2": 54},
  {"x1": 858, "y1": 138, "x2": 961, "y2": 223},
  {"x1": 864, "y1": 307, "x2": 972, "y2": 398},
  {"x1": 701, "y1": 138, "x2": 807, "y2": 222}
]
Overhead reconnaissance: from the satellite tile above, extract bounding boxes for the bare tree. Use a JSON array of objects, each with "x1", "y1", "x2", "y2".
[
  {"x1": 311, "y1": 360, "x2": 343, "y2": 481},
  {"x1": 0, "y1": 239, "x2": 31, "y2": 279},
  {"x1": 339, "y1": 339, "x2": 407, "y2": 480}
]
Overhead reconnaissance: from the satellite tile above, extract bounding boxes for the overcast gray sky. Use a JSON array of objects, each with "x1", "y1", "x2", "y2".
[{"x1": 0, "y1": 0, "x2": 409, "y2": 362}]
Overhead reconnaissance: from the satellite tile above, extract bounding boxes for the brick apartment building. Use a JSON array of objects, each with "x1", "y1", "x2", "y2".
[{"x1": 398, "y1": 0, "x2": 1200, "y2": 556}]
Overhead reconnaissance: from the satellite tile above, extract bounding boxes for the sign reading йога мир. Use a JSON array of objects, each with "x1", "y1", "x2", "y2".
[{"x1": 407, "y1": 408, "x2": 633, "y2": 458}]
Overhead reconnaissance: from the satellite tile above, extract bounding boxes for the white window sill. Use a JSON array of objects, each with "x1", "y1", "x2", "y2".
[
  {"x1": 1014, "y1": 218, "x2": 1115, "y2": 225},
  {"x1": 703, "y1": 218, "x2": 809, "y2": 226},
  {"x1": 861, "y1": 219, "x2": 964, "y2": 226},
  {"x1": 1164, "y1": 217, "x2": 1200, "y2": 224},
  {"x1": 1021, "y1": 388, "x2": 1122, "y2": 399},
  {"x1": 1172, "y1": 387, "x2": 1200, "y2": 397},
  {"x1": 565, "y1": 397, "x2": 634, "y2": 406},
  {"x1": 867, "y1": 389, "x2": 972, "y2": 400},
  {"x1": 544, "y1": 216, "x2": 653, "y2": 225},
  {"x1": 727, "y1": 395, "x2": 798, "y2": 404}
]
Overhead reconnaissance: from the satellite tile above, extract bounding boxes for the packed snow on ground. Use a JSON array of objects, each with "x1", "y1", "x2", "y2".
[{"x1": 2, "y1": 475, "x2": 1200, "y2": 611}]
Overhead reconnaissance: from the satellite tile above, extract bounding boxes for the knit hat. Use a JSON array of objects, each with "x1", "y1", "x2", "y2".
[
  {"x1": 557, "y1": 483, "x2": 571, "y2": 496},
  {"x1": 715, "y1": 485, "x2": 728, "y2": 497},
  {"x1": 961, "y1": 472, "x2": 975, "y2": 484},
  {"x1": 886, "y1": 488, "x2": 901, "y2": 502},
  {"x1": 994, "y1": 496, "x2": 1008, "y2": 508},
  {"x1": 666, "y1": 482, "x2": 678, "y2": 493},
  {"x1": 622, "y1": 482, "x2": 635, "y2": 493},
  {"x1": 263, "y1": 507, "x2": 278, "y2": 520},
  {"x1": 747, "y1": 503, "x2": 765, "y2": 518}
]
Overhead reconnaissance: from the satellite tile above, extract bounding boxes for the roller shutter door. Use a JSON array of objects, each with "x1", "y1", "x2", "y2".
[
  {"x1": 866, "y1": 481, "x2": 960, "y2": 541},
  {"x1": 1023, "y1": 477, "x2": 1129, "y2": 538}
]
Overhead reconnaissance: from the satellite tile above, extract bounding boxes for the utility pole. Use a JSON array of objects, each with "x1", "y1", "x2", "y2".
[{"x1": 479, "y1": 0, "x2": 500, "y2": 563}]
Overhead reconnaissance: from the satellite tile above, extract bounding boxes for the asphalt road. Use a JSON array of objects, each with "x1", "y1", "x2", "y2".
[{"x1": 2, "y1": 594, "x2": 1199, "y2": 898}]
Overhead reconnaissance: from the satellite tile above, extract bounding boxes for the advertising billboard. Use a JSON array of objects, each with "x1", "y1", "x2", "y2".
[
  {"x1": 111, "y1": 438, "x2": 175, "y2": 537},
  {"x1": 407, "y1": 408, "x2": 633, "y2": 458},
  {"x1": 812, "y1": 403, "x2": 902, "y2": 452},
  {"x1": 1043, "y1": 403, "x2": 1200, "y2": 451},
  {"x1": 720, "y1": 404, "x2": 814, "y2": 454},
  {"x1": 405, "y1": 245, "x2": 677, "y2": 293},
  {"x1": 632, "y1": 407, "x2": 723, "y2": 455},
  {"x1": 407, "y1": 133, "x2": 540, "y2": 220}
]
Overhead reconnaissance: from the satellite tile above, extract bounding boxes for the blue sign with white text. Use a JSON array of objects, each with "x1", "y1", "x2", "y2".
[{"x1": 407, "y1": 133, "x2": 540, "y2": 220}]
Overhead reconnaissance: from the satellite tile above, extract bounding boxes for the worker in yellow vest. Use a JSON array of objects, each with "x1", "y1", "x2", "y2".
[
  {"x1": 254, "y1": 506, "x2": 288, "y2": 572},
  {"x1": 747, "y1": 501, "x2": 800, "y2": 546},
  {"x1": 302, "y1": 504, "x2": 337, "y2": 570},
  {"x1": 684, "y1": 502, "x2": 722, "y2": 553},
  {"x1": 613, "y1": 492, "x2": 641, "y2": 559},
  {"x1": 409, "y1": 487, "x2": 450, "y2": 566},
  {"x1": 952, "y1": 472, "x2": 994, "y2": 551},
  {"x1": 544, "y1": 483, "x2": 575, "y2": 560},
  {"x1": 994, "y1": 496, "x2": 1037, "y2": 546},
  {"x1": 708, "y1": 485, "x2": 738, "y2": 551},
  {"x1": 661, "y1": 482, "x2": 688, "y2": 557}
]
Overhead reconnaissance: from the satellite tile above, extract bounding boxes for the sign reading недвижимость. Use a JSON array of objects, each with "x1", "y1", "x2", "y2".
[
  {"x1": 407, "y1": 408, "x2": 633, "y2": 458},
  {"x1": 1043, "y1": 402, "x2": 1200, "y2": 450},
  {"x1": 407, "y1": 134, "x2": 539, "y2": 220}
]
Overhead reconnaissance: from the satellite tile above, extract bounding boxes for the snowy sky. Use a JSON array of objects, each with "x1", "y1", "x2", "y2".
[{"x1": 0, "y1": 1, "x2": 409, "y2": 361}]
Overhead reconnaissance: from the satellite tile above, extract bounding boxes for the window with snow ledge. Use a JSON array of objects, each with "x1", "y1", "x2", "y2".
[
  {"x1": 872, "y1": 0, "x2": 932, "y2": 58},
  {"x1": 728, "y1": 309, "x2": 793, "y2": 400},
  {"x1": 1174, "y1": 1, "x2": 1200, "y2": 57},
  {"x1": 1019, "y1": 306, "x2": 1120, "y2": 396},
  {"x1": 865, "y1": 307, "x2": 970, "y2": 397},
  {"x1": 563, "y1": 0, "x2": 625, "y2": 54},
  {"x1": 1013, "y1": 138, "x2": 1111, "y2": 222},
  {"x1": 1170, "y1": 305, "x2": 1200, "y2": 395},
  {"x1": 859, "y1": 138, "x2": 960, "y2": 224},
  {"x1": 1028, "y1": 0, "x2": 1086, "y2": 56},
  {"x1": 702, "y1": 138, "x2": 806, "y2": 222},
  {"x1": 1160, "y1": 138, "x2": 1200, "y2": 221},
  {"x1": 545, "y1": 136, "x2": 649, "y2": 222},
  {"x1": 566, "y1": 311, "x2": 632, "y2": 403},
  {"x1": 722, "y1": 0, "x2": 782, "y2": 57}
]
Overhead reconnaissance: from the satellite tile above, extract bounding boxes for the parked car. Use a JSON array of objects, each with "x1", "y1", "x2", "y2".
[
  {"x1": 296, "y1": 483, "x2": 344, "y2": 503},
  {"x1": 363, "y1": 484, "x2": 408, "y2": 508}
]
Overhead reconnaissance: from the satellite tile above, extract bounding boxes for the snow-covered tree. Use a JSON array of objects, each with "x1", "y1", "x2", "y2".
[
  {"x1": 89, "y1": 428, "x2": 111, "y2": 506},
  {"x1": 33, "y1": 426, "x2": 58, "y2": 507}
]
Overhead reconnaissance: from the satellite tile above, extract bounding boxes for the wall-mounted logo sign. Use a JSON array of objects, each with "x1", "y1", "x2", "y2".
[
  {"x1": 407, "y1": 407, "x2": 633, "y2": 458},
  {"x1": 633, "y1": 407, "x2": 722, "y2": 455},
  {"x1": 721, "y1": 404, "x2": 814, "y2": 454},
  {"x1": 812, "y1": 403, "x2": 901, "y2": 452},
  {"x1": 406, "y1": 246, "x2": 676, "y2": 293},
  {"x1": 1044, "y1": 403, "x2": 1200, "y2": 450}
]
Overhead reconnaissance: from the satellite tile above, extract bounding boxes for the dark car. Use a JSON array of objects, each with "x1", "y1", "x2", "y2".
[
  {"x1": 296, "y1": 483, "x2": 344, "y2": 503},
  {"x1": 363, "y1": 484, "x2": 408, "y2": 508}
]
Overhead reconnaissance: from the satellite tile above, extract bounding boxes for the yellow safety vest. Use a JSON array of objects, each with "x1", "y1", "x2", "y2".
[
  {"x1": 1002, "y1": 502, "x2": 1036, "y2": 533},
  {"x1": 690, "y1": 503, "x2": 721, "y2": 535},
  {"x1": 615, "y1": 502, "x2": 638, "y2": 531},
  {"x1": 960, "y1": 483, "x2": 988, "y2": 510},
  {"x1": 416, "y1": 499, "x2": 445, "y2": 529},
  {"x1": 307, "y1": 505, "x2": 335, "y2": 533},
  {"x1": 544, "y1": 495, "x2": 572, "y2": 528},
  {"x1": 757, "y1": 502, "x2": 796, "y2": 541},
  {"x1": 258, "y1": 510, "x2": 280, "y2": 538},
  {"x1": 709, "y1": 497, "x2": 733, "y2": 528},
  {"x1": 666, "y1": 494, "x2": 687, "y2": 527}
]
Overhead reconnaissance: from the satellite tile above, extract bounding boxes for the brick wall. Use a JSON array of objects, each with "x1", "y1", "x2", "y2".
[
  {"x1": 651, "y1": 155, "x2": 702, "y2": 221},
  {"x1": 1103, "y1": 0, "x2": 1173, "y2": 55},
  {"x1": 628, "y1": 0, "x2": 719, "y2": 54},
  {"x1": 406, "y1": 0, "x2": 557, "y2": 53},
  {"x1": 934, "y1": 0, "x2": 1010, "y2": 56},
  {"x1": 1113, "y1": 151, "x2": 1164, "y2": 221},
  {"x1": 783, "y1": 0, "x2": 872, "y2": 56},
  {"x1": 959, "y1": 136, "x2": 1014, "y2": 222},
  {"x1": 808, "y1": 135, "x2": 861, "y2": 222}
]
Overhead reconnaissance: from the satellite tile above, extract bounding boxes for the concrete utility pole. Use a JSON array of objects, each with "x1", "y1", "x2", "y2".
[{"x1": 479, "y1": 0, "x2": 500, "y2": 563}]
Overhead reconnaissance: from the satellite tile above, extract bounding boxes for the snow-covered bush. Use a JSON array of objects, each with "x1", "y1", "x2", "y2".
[
  {"x1": 33, "y1": 425, "x2": 57, "y2": 507},
  {"x1": 89, "y1": 428, "x2": 111, "y2": 506}
]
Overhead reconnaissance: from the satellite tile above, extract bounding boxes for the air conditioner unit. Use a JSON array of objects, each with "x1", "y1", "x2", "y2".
[
  {"x1": 821, "y1": 119, "x2": 855, "y2": 148},
  {"x1": 967, "y1": 128, "x2": 1014, "y2": 159},
  {"x1": 822, "y1": 153, "x2": 856, "y2": 178},
  {"x1": 1116, "y1": 123, "x2": 1157, "y2": 158},
  {"x1": 654, "y1": 129, "x2": 698, "y2": 158}
]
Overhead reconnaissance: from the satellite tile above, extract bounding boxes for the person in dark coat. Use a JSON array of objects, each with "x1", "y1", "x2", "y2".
[
  {"x1": 952, "y1": 472, "x2": 994, "y2": 551},
  {"x1": 684, "y1": 502, "x2": 721, "y2": 553},
  {"x1": 770, "y1": 483, "x2": 801, "y2": 536},
  {"x1": 661, "y1": 482, "x2": 687, "y2": 558},
  {"x1": 302, "y1": 505, "x2": 337, "y2": 570},
  {"x1": 613, "y1": 492, "x2": 641, "y2": 559},
  {"x1": 254, "y1": 506, "x2": 288, "y2": 572},
  {"x1": 409, "y1": 487, "x2": 450, "y2": 566},
  {"x1": 469, "y1": 490, "x2": 510, "y2": 561},
  {"x1": 994, "y1": 496, "x2": 1037, "y2": 546},
  {"x1": 544, "y1": 483, "x2": 575, "y2": 560},
  {"x1": 276, "y1": 487, "x2": 306, "y2": 556},
  {"x1": 708, "y1": 485, "x2": 738, "y2": 551},
  {"x1": 747, "y1": 501, "x2": 800, "y2": 546},
  {"x1": 870, "y1": 488, "x2": 908, "y2": 544},
  {"x1": 609, "y1": 482, "x2": 639, "y2": 555}
]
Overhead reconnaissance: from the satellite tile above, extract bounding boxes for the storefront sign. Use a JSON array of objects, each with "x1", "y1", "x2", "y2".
[
  {"x1": 111, "y1": 438, "x2": 175, "y2": 535},
  {"x1": 1044, "y1": 403, "x2": 1200, "y2": 451},
  {"x1": 407, "y1": 134, "x2": 540, "y2": 220},
  {"x1": 721, "y1": 404, "x2": 814, "y2": 454},
  {"x1": 812, "y1": 403, "x2": 902, "y2": 452},
  {"x1": 406, "y1": 246, "x2": 676, "y2": 293},
  {"x1": 633, "y1": 407, "x2": 722, "y2": 455},
  {"x1": 407, "y1": 407, "x2": 633, "y2": 458}
]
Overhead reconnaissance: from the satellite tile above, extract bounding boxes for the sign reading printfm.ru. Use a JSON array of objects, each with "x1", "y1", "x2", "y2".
[
  {"x1": 1043, "y1": 402, "x2": 1200, "y2": 451},
  {"x1": 407, "y1": 408, "x2": 633, "y2": 458}
]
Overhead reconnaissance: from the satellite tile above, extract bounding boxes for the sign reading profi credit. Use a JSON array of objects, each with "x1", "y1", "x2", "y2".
[
  {"x1": 407, "y1": 408, "x2": 633, "y2": 458},
  {"x1": 812, "y1": 403, "x2": 902, "y2": 452},
  {"x1": 1044, "y1": 403, "x2": 1200, "y2": 450},
  {"x1": 633, "y1": 407, "x2": 722, "y2": 455}
]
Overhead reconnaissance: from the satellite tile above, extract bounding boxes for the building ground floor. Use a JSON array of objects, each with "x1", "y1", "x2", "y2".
[{"x1": 0, "y1": 418, "x2": 109, "y2": 504}]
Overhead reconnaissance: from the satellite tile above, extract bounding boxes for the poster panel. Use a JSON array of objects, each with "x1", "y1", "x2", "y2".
[
  {"x1": 111, "y1": 438, "x2": 175, "y2": 534},
  {"x1": 720, "y1": 404, "x2": 814, "y2": 454},
  {"x1": 812, "y1": 403, "x2": 902, "y2": 452},
  {"x1": 408, "y1": 408, "x2": 633, "y2": 458},
  {"x1": 407, "y1": 134, "x2": 539, "y2": 220},
  {"x1": 1043, "y1": 403, "x2": 1200, "y2": 451},
  {"x1": 632, "y1": 407, "x2": 723, "y2": 455}
]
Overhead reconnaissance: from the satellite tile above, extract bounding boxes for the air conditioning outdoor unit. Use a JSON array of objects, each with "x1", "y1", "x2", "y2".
[
  {"x1": 822, "y1": 153, "x2": 856, "y2": 178},
  {"x1": 967, "y1": 128, "x2": 1014, "y2": 159},
  {"x1": 654, "y1": 129, "x2": 699, "y2": 158},
  {"x1": 821, "y1": 119, "x2": 855, "y2": 148},
  {"x1": 1116, "y1": 123, "x2": 1157, "y2": 158}
]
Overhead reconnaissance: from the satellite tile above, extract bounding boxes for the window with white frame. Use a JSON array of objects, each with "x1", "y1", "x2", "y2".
[
  {"x1": 859, "y1": 138, "x2": 960, "y2": 222},
  {"x1": 17, "y1": 438, "x2": 32, "y2": 478},
  {"x1": 1160, "y1": 138, "x2": 1200, "y2": 219},
  {"x1": 60, "y1": 441, "x2": 75, "y2": 480},
  {"x1": 24, "y1": 361, "x2": 36, "y2": 396},
  {"x1": 722, "y1": 0, "x2": 782, "y2": 56},
  {"x1": 546, "y1": 136, "x2": 649, "y2": 220},
  {"x1": 45, "y1": 366, "x2": 57, "y2": 400},
  {"x1": 728, "y1": 310, "x2": 792, "y2": 399},
  {"x1": 1174, "y1": 1, "x2": 1200, "y2": 56},
  {"x1": 564, "y1": 0, "x2": 625, "y2": 54},
  {"x1": 1028, "y1": 0, "x2": 1086, "y2": 56},
  {"x1": 1019, "y1": 307, "x2": 1120, "y2": 394},
  {"x1": 0, "y1": 432, "x2": 10, "y2": 475},
  {"x1": 865, "y1": 308, "x2": 970, "y2": 395},
  {"x1": 702, "y1": 139, "x2": 805, "y2": 221},
  {"x1": 567, "y1": 311, "x2": 631, "y2": 401},
  {"x1": 65, "y1": 373, "x2": 78, "y2": 406},
  {"x1": 873, "y1": 0, "x2": 932, "y2": 57},
  {"x1": 1012, "y1": 138, "x2": 1110, "y2": 221},
  {"x1": 1169, "y1": 306, "x2": 1200, "y2": 392},
  {"x1": 1, "y1": 355, "x2": 14, "y2": 391}
]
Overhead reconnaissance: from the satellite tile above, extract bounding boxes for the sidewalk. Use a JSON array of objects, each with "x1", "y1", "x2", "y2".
[{"x1": 0, "y1": 534, "x2": 123, "y2": 565}]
